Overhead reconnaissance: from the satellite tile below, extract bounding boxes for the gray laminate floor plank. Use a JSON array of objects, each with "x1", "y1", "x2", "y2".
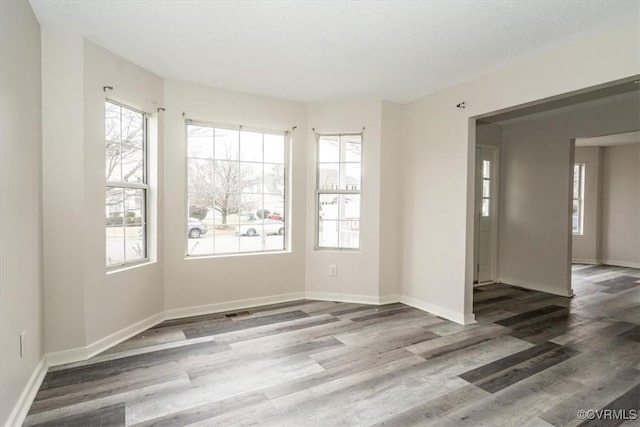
[{"x1": 25, "y1": 264, "x2": 640, "y2": 426}]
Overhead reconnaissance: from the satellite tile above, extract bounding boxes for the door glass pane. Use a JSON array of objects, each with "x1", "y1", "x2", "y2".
[
  {"x1": 572, "y1": 199, "x2": 580, "y2": 233},
  {"x1": 482, "y1": 198, "x2": 490, "y2": 217},
  {"x1": 482, "y1": 160, "x2": 491, "y2": 179},
  {"x1": 482, "y1": 179, "x2": 490, "y2": 198}
]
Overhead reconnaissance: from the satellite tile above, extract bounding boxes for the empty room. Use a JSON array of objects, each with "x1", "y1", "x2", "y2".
[{"x1": 1, "y1": 1, "x2": 639, "y2": 426}]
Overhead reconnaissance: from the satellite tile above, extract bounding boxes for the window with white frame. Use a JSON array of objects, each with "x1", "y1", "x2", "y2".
[
  {"x1": 573, "y1": 163, "x2": 585, "y2": 235},
  {"x1": 316, "y1": 134, "x2": 362, "y2": 249},
  {"x1": 186, "y1": 122, "x2": 287, "y2": 256},
  {"x1": 105, "y1": 101, "x2": 148, "y2": 267}
]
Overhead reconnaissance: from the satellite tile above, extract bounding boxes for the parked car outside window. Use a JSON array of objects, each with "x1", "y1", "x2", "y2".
[
  {"x1": 188, "y1": 217, "x2": 208, "y2": 238},
  {"x1": 237, "y1": 219, "x2": 284, "y2": 237}
]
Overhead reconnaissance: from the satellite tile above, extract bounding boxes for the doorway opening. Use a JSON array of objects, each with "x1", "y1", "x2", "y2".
[{"x1": 467, "y1": 76, "x2": 640, "y2": 321}]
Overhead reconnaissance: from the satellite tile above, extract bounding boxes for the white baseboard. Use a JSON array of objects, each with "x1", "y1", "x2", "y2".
[
  {"x1": 4, "y1": 357, "x2": 47, "y2": 427},
  {"x1": 46, "y1": 312, "x2": 165, "y2": 367},
  {"x1": 399, "y1": 295, "x2": 475, "y2": 325},
  {"x1": 572, "y1": 259, "x2": 600, "y2": 265},
  {"x1": 164, "y1": 292, "x2": 306, "y2": 320},
  {"x1": 600, "y1": 259, "x2": 640, "y2": 269},
  {"x1": 499, "y1": 277, "x2": 574, "y2": 297},
  {"x1": 304, "y1": 291, "x2": 397, "y2": 305}
]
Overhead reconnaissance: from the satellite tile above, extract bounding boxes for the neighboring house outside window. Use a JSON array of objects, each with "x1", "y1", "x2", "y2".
[
  {"x1": 316, "y1": 133, "x2": 362, "y2": 249},
  {"x1": 186, "y1": 122, "x2": 287, "y2": 256}
]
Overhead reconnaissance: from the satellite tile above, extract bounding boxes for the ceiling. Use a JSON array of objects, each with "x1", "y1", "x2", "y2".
[
  {"x1": 576, "y1": 130, "x2": 640, "y2": 147},
  {"x1": 29, "y1": 0, "x2": 639, "y2": 104},
  {"x1": 478, "y1": 79, "x2": 640, "y2": 125}
]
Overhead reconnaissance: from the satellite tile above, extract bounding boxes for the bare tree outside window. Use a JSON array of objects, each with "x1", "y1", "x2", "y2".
[
  {"x1": 186, "y1": 123, "x2": 287, "y2": 256},
  {"x1": 105, "y1": 101, "x2": 147, "y2": 267}
]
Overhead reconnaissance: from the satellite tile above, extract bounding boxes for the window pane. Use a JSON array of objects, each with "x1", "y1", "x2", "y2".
[
  {"x1": 241, "y1": 162, "x2": 263, "y2": 194},
  {"x1": 106, "y1": 187, "x2": 124, "y2": 266},
  {"x1": 343, "y1": 138, "x2": 361, "y2": 162},
  {"x1": 240, "y1": 131, "x2": 263, "y2": 163},
  {"x1": 240, "y1": 194, "x2": 263, "y2": 224},
  {"x1": 264, "y1": 194, "x2": 284, "y2": 221},
  {"x1": 124, "y1": 189, "x2": 145, "y2": 262},
  {"x1": 105, "y1": 141, "x2": 122, "y2": 182},
  {"x1": 482, "y1": 179, "x2": 490, "y2": 198},
  {"x1": 215, "y1": 128, "x2": 239, "y2": 160},
  {"x1": 339, "y1": 220, "x2": 359, "y2": 249},
  {"x1": 187, "y1": 125, "x2": 214, "y2": 159},
  {"x1": 342, "y1": 163, "x2": 361, "y2": 190},
  {"x1": 121, "y1": 107, "x2": 144, "y2": 149},
  {"x1": 214, "y1": 160, "x2": 240, "y2": 198},
  {"x1": 187, "y1": 234, "x2": 214, "y2": 256},
  {"x1": 187, "y1": 125, "x2": 287, "y2": 256},
  {"x1": 121, "y1": 144, "x2": 144, "y2": 183},
  {"x1": 264, "y1": 134, "x2": 285, "y2": 164},
  {"x1": 264, "y1": 164, "x2": 284, "y2": 196},
  {"x1": 214, "y1": 229, "x2": 239, "y2": 254},
  {"x1": 188, "y1": 159, "x2": 213, "y2": 194},
  {"x1": 319, "y1": 163, "x2": 339, "y2": 190},
  {"x1": 319, "y1": 194, "x2": 339, "y2": 220},
  {"x1": 341, "y1": 194, "x2": 360, "y2": 220},
  {"x1": 319, "y1": 136, "x2": 339, "y2": 163},
  {"x1": 318, "y1": 219, "x2": 339, "y2": 248},
  {"x1": 482, "y1": 160, "x2": 491, "y2": 179},
  {"x1": 482, "y1": 198, "x2": 490, "y2": 217}
]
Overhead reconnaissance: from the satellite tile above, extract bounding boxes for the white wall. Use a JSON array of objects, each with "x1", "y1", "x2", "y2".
[
  {"x1": 379, "y1": 101, "x2": 403, "y2": 298},
  {"x1": 401, "y1": 22, "x2": 639, "y2": 323},
  {"x1": 572, "y1": 146, "x2": 602, "y2": 263},
  {"x1": 41, "y1": 32, "x2": 165, "y2": 355},
  {"x1": 305, "y1": 101, "x2": 383, "y2": 302},
  {"x1": 0, "y1": 0, "x2": 44, "y2": 424},
  {"x1": 476, "y1": 123, "x2": 503, "y2": 147},
  {"x1": 601, "y1": 143, "x2": 640, "y2": 267},
  {"x1": 499, "y1": 93, "x2": 639, "y2": 296},
  {"x1": 82, "y1": 40, "x2": 165, "y2": 345},
  {"x1": 163, "y1": 79, "x2": 308, "y2": 313}
]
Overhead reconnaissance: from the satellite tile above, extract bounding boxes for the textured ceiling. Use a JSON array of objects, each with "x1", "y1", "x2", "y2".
[{"x1": 29, "y1": 0, "x2": 640, "y2": 103}]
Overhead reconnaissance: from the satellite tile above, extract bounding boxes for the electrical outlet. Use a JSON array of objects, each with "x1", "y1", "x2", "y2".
[
  {"x1": 19, "y1": 331, "x2": 26, "y2": 358},
  {"x1": 329, "y1": 265, "x2": 337, "y2": 276}
]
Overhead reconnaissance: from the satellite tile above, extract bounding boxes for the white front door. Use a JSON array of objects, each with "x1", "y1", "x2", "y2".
[{"x1": 474, "y1": 145, "x2": 498, "y2": 284}]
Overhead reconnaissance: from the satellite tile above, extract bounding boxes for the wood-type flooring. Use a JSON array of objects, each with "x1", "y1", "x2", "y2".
[{"x1": 24, "y1": 264, "x2": 640, "y2": 426}]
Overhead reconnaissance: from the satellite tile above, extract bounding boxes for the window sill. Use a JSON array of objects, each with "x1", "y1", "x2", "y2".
[
  {"x1": 314, "y1": 248, "x2": 362, "y2": 254},
  {"x1": 106, "y1": 259, "x2": 156, "y2": 275},
  {"x1": 185, "y1": 250, "x2": 290, "y2": 261}
]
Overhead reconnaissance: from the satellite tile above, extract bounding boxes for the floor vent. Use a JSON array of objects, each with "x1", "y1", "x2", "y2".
[{"x1": 225, "y1": 310, "x2": 251, "y2": 318}]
